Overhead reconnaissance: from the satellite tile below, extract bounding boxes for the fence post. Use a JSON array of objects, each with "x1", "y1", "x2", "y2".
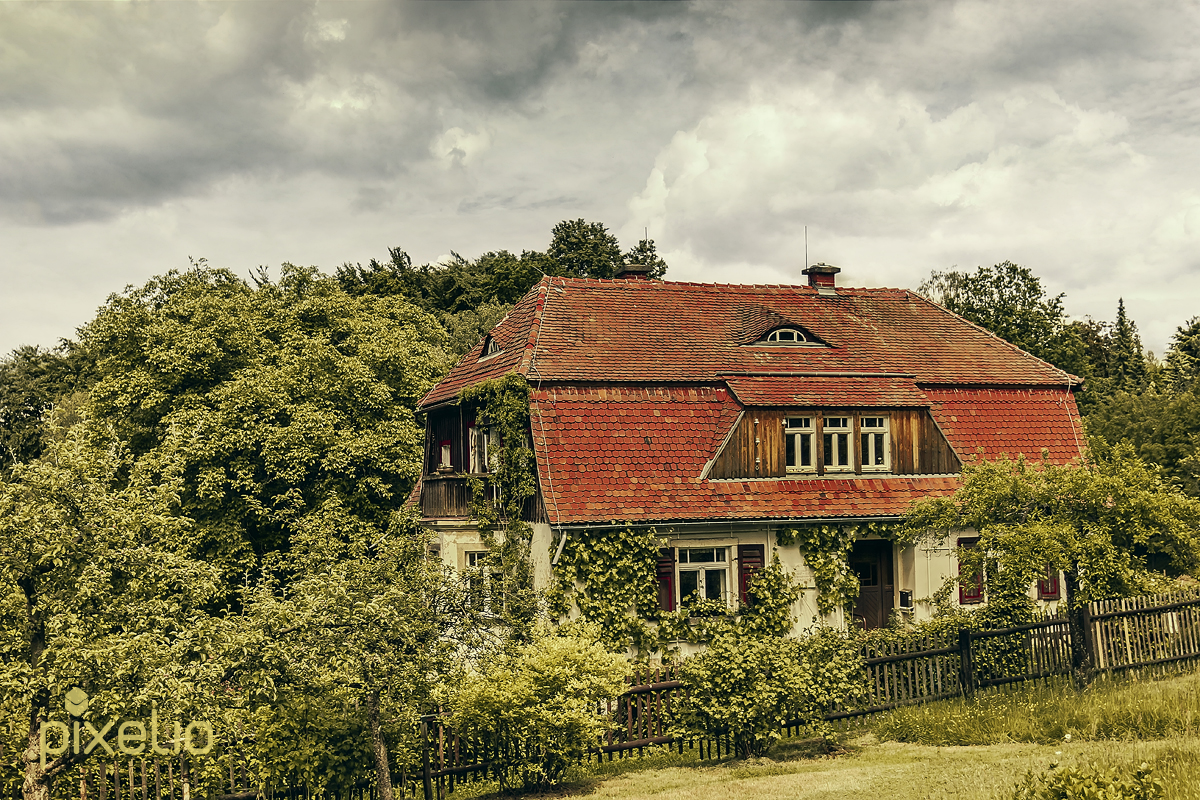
[
  {"x1": 958, "y1": 628, "x2": 975, "y2": 698},
  {"x1": 1081, "y1": 603, "x2": 1095, "y2": 673},
  {"x1": 420, "y1": 718, "x2": 433, "y2": 800}
]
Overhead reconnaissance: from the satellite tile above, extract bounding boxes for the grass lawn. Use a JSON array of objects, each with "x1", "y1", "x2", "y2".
[
  {"x1": 461, "y1": 669, "x2": 1200, "y2": 800},
  {"x1": 576, "y1": 736, "x2": 1200, "y2": 800}
]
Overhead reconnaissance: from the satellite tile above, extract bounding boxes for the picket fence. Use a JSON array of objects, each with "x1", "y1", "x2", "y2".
[{"x1": 27, "y1": 588, "x2": 1200, "y2": 800}]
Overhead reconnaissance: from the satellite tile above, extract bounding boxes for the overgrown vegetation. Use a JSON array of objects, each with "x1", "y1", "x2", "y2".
[{"x1": 675, "y1": 626, "x2": 865, "y2": 758}]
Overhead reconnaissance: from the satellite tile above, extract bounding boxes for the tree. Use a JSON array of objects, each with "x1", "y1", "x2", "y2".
[
  {"x1": 0, "y1": 423, "x2": 227, "y2": 800},
  {"x1": 0, "y1": 347, "x2": 83, "y2": 473},
  {"x1": 76, "y1": 265, "x2": 449, "y2": 585},
  {"x1": 919, "y1": 262, "x2": 1086, "y2": 376},
  {"x1": 1110, "y1": 299, "x2": 1147, "y2": 392},
  {"x1": 1085, "y1": 391, "x2": 1200, "y2": 497},
  {"x1": 902, "y1": 445, "x2": 1200, "y2": 680},
  {"x1": 1164, "y1": 317, "x2": 1200, "y2": 392},
  {"x1": 622, "y1": 238, "x2": 669, "y2": 279},
  {"x1": 545, "y1": 219, "x2": 624, "y2": 279},
  {"x1": 242, "y1": 513, "x2": 469, "y2": 800}
]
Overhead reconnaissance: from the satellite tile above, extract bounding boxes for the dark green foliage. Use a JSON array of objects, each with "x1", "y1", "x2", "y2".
[
  {"x1": 1086, "y1": 391, "x2": 1200, "y2": 496},
  {"x1": 675, "y1": 626, "x2": 866, "y2": 757},
  {"x1": 1110, "y1": 299, "x2": 1148, "y2": 392},
  {"x1": 1164, "y1": 317, "x2": 1200, "y2": 392},
  {"x1": 545, "y1": 218, "x2": 624, "y2": 279},
  {"x1": 0, "y1": 345, "x2": 87, "y2": 471}
]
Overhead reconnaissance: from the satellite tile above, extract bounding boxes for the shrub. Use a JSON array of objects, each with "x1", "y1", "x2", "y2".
[
  {"x1": 448, "y1": 625, "x2": 627, "y2": 790},
  {"x1": 675, "y1": 626, "x2": 865, "y2": 758},
  {"x1": 1008, "y1": 761, "x2": 1164, "y2": 800}
]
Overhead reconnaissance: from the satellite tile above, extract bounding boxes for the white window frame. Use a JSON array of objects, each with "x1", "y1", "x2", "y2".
[
  {"x1": 822, "y1": 416, "x2": 854, "y2": 472},
  {"x1": 860, "y1": 416, "x2": 891, "y2": 472},
  {"x1": 464, "y1": 550, "x2": 495, "y2": 612},
  {"x1": 785, "y1": 417, "x2": 816, "y2": 473},
  {"x1": 765, "y1": 328, "x2": 807, "y2": 344},
  {"x1": 676, "y1": 545, "x2": 732, "y2": 608}
]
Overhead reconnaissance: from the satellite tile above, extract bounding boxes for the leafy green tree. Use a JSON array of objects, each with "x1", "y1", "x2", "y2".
[
  {"x1": 77, "y1": 265, "x2": 448, "y2": 584},
  {"x1": 545, "y1": 219, "x2": 624, "y2": 279},
  {"x1": 448, "y1": 625, "x2": 626, "y2": 790},
  {"x1": 902, "y1": 445, "x2": 1200, "y2": 679},
  {"x1": 675, "y1": 626, "x2": 865, "y2": 758},
  {"x1": 242, "y1": 513, "x2": 468, "y2": 800},
  {"x1": 0, "y1": 423, "x2": 227, "y2": 800}
]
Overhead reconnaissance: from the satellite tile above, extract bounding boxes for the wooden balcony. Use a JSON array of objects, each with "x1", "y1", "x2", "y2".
[{"x1": 419, "y1": 474, "x2": 542, "y2": 522}]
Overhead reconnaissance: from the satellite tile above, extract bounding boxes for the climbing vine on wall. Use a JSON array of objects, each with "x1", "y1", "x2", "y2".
[
  {"x1": 551, "y1": 526, "x2": 803, "y2": 656},
  {"x1": 460, "y1": 373, "x2": 538, "y2": 635},
  {"x1": 548, "y1": 524, "x2": 664, "y2": 654},
  {"x1": 778, "y1": 524, "x2": 861, "y2": 616}
]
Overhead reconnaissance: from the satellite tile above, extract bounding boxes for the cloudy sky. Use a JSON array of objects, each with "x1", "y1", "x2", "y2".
[{"x1": 3, "y1": 1, "x2": 1199, "y2": 356}]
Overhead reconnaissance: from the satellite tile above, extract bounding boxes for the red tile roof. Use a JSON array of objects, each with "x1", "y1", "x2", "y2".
[
  {"x1": 421, "y1": 278, "x2": 1086, "y2": 526},
  {"x1": 420, "y1": 278, "x2": 1076, "y2": 407},
  {"x1": 926, "y1": 386, "x2": 1084, "y2": 466},
  {"x1": 531, "y1": 385, "x2": 962, "y2": 525},
  {"x1": 725, "y1": 375, "x2": 931, "y2": 408}
]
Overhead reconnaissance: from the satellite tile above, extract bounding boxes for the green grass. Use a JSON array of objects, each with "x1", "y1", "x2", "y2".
[
  {"x1": 871, "y1": 670, "x2": 1200, "y2": 746},
  {"x1": 451, "y1": 668, "x2": 1200, "y2": 800}
]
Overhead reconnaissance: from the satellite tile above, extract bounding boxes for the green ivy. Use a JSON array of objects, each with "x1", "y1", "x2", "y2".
[
  {"x1": 779, "y1": 524, "x2": 861, "y2": 616},
  {"x1": 460, "y1": 373, "x2": 539, "y2": 636},
  {"x1": 552, "y1": 527, "x2": 802, "y2": 656},
  {"x1": 548, "y1": 524, "x2": 663, "y2": 654}
]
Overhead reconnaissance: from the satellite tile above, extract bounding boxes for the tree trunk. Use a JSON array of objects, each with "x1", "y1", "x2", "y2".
[
  {"x1": 368, "y1": 689, "x2": 395, "y2": 800},
  {"x1": 1063, "y1": 567, "x2": 1093, "y2": 687},
  {"x1": 21, "y1": 699, "x2": 51, "y2": 800}
]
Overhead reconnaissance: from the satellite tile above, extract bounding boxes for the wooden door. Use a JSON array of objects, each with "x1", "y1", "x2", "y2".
[{"x1": 850, "y1": 540, "x2": 895, "y2": 629}]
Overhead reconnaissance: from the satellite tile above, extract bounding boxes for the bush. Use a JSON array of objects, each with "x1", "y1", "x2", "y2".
[
  {"x1": 448, "y1": 625, "x2": 627, "y2": 790},
  {"x1": 1008, "y1": 761, "x2": 1164, "y2": 800},
  {"x1": 675, "y1": 626, "x2": 865, "y2": 758}
]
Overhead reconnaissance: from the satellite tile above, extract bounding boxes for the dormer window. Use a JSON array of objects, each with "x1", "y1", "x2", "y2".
[
  {"x1": 479, "y1": 336, "x2": 502, "y2": 360},
  {"x1": 765, "y1": 328, "x2": 807, "y2": 344}
]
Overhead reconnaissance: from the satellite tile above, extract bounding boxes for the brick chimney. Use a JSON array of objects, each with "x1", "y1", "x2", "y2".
[
  {"x1": 801, "y1": 263, "x2": 840, "y2": 296},
  {"x1": 616, "y1": 263, "x2": 653, "y2": 279}
]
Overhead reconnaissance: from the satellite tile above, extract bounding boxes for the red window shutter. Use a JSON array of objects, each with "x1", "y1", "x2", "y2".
[
  {"x1": 657, "y1": 548, "x2": 676, "y2": 612},
  {"x1": 957, "y1": 537, "x2": 984, "y2": 604},
  {"x1": 1037, "y1": 566, "x2": 1060, "y2": 600},
  {"x1": 738, "y1": 544, "x2": 765, "y2": 604}
]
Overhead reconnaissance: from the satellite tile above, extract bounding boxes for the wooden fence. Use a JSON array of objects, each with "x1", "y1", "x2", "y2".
[{"x1": 30, "y1": 588, "x2": 1200, "y2": 800}]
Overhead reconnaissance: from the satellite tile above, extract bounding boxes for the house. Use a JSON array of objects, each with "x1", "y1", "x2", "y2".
[{"x1": 414, "y1": 264, "x2": 1084, "y2": 631}]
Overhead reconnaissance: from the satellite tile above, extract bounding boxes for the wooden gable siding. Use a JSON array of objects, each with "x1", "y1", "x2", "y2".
[
  {"x1": 710, "y1": 410, "x2": 786, "y2": 478},
  {"x1": 710, "y1": 408, "x2": 960, "y2": 479}
]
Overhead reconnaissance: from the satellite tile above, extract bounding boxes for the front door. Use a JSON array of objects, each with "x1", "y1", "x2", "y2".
[{"x1": 850, "y1": 540, "x2": 895, "y2": 629}]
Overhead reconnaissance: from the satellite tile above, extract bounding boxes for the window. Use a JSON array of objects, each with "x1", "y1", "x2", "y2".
[
  {"x1": 479, "y1": 336, "x2": 502, "y2": 360},
  {"x1": 464, "y1": 551, "x2": 495, "y2": 611},
  {"x1": 823, "y1": 417, "x2": 853, "y2": 472},
  {"x1": 438, "y1": 440, "x2": 453, "y2": 472},
  {"x1": 785, "y1": 417, "x2": 816, "y2": 473},
  {"x1": 678, "y1": 547, "x2": 729, "y2": 606},
  {"x1": 860, "y1": 416, "x2": 890, "y2": 472},
  {"x1": 1037, "y1": 565, "x2": 1061, "y2": 601},
  {"x1": 469, "y1": 424, "x2": 493, "y2": 474},
  {"x1": 738, "y1": 545, "x2": 765, "y2": 605},
  {"x1": 957, "y1": 537, "x2": 984, "y2": 604},
  {"x1": 764, "y1": 328, "x2": 808, "y2": 344}
]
